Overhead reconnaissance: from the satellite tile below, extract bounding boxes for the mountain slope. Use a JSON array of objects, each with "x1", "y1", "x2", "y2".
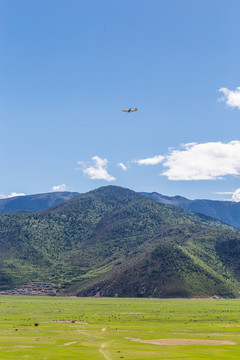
[
  {"x1": 1, "y1": 186, "x2": 240, "y2": 298},
  {"x1": 141, "y1": 192, "x2": 240, "y2": 230},
  {"x1": 0, "y1": 192, "x2": 79, "y2": 214}
]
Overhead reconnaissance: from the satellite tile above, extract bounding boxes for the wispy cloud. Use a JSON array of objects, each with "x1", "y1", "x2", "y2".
[
  {"x1": 216, "y1": 188, "x2": 240, "y2": 202},
  {"x1": 161, "y1": 141, "x2": 240, "y2": 180},
  {"x1": 219, "y1": 87, "x2": 240, "y2": 110},
  {"x1": 0, "y1": 192, "x2": 26, "y2": 199},
  {"x1": 118, "y1": 162, "x2": 127, "y2": 171},
  {"x1": 52, "y1": 184, "x2": 67, "y2": 192},
  {"x1": 136, "y1": 155, "x2": 164, "y2": 166},
  {"x1": 214, "y1": 191, "x2": 234, "y2": 195},
  {"x1": 79, "y1": 156, "x2": 116, "y2": 182}
]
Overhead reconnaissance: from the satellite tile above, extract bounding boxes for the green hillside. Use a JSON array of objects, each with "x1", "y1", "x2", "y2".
[
  {"x1": 1, "y1": 186, "x2": 240, "y2": 298},
  {"x1": 141, "y1": 191, "x2": 240, "y2": 230}
]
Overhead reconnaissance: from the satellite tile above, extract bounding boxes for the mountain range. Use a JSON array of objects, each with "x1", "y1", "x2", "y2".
[
  {"x1": 1, "y1": 186, "x2": 240, "y2": 298},
  {"x1": 1, "y1": 190, "x2": 240, "y2": 231},
  {"x1": 0, "y1": 192, "x2": 79, "y2": 214},
  {"x1": 141, "y1": 192, "x2": 240, "y2": 230}
]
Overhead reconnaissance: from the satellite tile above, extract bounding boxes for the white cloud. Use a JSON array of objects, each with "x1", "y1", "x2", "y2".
[
  {"x1": 219, "y1": 87, "x2": 240, "y2": 110},
  {"x1": 232, "y1": 188, "x2": 240, "y2": 202},
  {"x1": 214, "y1": 189, "x2": 240, "y2": 202},
  {"x1": 118, "y1": 162, "x2": 127, "y2": 171},
  {"x1": 52, "y1": 184, "x2": 67, "y2": 192},
  {"x1": 137, "y1": 155, "x2": 164, "y2": 166},
  {"x1": 82, "y1": 156, "x2": 116, "y2": 182},
  {"x1": 161, "y1": 141, "x2": 240, "y2": 180},
  {"x1": 0, "y1": 192, "x2": 26, "y2": 199}
]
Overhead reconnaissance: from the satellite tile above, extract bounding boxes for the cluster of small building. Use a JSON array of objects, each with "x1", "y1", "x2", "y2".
[{"x1": 0, "y1": 281, "x2": 57, "y2": 296}]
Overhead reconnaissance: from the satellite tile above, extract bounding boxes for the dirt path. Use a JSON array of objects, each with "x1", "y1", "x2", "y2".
[
  {"x1": 99, "y1": 342, "x2": 112, "y2": 360},
  {"x1": 60, "y1": 341, "x2": 77, "y2": 346}
]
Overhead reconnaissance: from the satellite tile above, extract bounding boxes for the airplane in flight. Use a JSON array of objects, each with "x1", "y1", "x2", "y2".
[{"x1": 122, "y1": 107, "x2": 138, "y2": 112}]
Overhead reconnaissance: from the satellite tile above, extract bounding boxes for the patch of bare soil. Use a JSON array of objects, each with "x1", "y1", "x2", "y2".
[{"x1": 125, "y1": 337, "x2": 236, "y2": 345}]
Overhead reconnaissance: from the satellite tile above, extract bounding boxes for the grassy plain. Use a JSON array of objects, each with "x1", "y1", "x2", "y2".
[{"x1": 0, "y1": 296, "x2": 240, "y2": 359}]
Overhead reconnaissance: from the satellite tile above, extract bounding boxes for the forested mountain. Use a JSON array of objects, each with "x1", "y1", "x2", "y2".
[
  {"x1": 141, "y1": 192, "x2": 240, "y2": 230},
  {"x1": 0, "y1": 192, "x2": 79, "y2": 214},
  {"x1": 1, "y1": 186, "x2": 240, "y2": 298},
  {"x1": 3, "y1": 190, "x2": 240, "y2": 232}
]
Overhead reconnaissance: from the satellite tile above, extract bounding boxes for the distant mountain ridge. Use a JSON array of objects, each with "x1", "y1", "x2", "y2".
[
  {"x1": 141, "y1": 192, "x2": 240, "y2": 230},
  {"x1": 0, "y1": 191, "x2": 80, "y2": 214}
]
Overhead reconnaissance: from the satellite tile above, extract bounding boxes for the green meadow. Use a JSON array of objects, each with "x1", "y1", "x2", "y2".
[{"x1": 1, "y1": 296, "x2": 240, "y2": 359}]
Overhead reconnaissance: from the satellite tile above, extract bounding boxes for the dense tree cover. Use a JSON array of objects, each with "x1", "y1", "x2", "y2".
[{"x1": 0, "y1": 186, "x2": 240, "y2": 297}]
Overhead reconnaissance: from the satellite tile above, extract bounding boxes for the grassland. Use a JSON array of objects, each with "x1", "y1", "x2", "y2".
[{"x1": 1, "y1": 296, "x2": 240, "y2": 359}]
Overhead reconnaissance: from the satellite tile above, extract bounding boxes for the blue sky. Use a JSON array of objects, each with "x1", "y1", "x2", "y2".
[{"x1": 1, "y1": 0, "x2": 240, "y2": 200}]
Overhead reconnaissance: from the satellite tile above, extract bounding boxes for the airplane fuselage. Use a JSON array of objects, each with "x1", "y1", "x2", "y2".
[{"x1": 122, "y1": 107, "x2": 137, "y2": 112}]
